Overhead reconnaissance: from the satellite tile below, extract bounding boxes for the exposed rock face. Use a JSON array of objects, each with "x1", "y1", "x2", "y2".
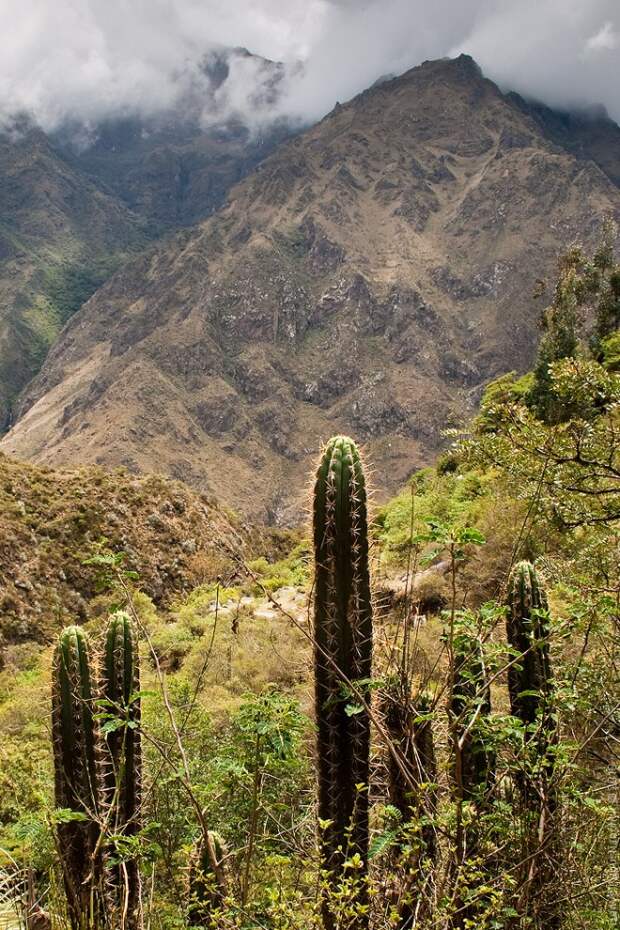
[{"x1": 3, "y1": 55, "x2": 620, "y2": 520}]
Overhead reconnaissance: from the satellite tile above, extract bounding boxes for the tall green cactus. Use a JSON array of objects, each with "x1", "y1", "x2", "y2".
[
  {"x1": 506, "y1": 562, "x2": 558, "y2": 928},
  {"x1": 450, "y1": 634, "x2": 495, "y2": 799},
  {"x1": 187, "y1": 830, "x2": 228, "y2": 926},
  {"x1": 101, "y1": 611, "x2": 142, "y2": 929},
  {"x1": 313, "y1": 436, "x2": 373, "y2": 926},
  {"x1": 52, "y1": 625, "x2": 108, "y2": 929},
  {"x1": 381, "y1": 686, "x2": 437, "y2": 927},
  {"x1": 506, "y1": 561, "x2": 553, "y2": 730}
]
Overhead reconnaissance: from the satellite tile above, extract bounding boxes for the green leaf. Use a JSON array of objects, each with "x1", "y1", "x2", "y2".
[{"x1": 344, "y1": 703, "x2": 364, "y2": 717}]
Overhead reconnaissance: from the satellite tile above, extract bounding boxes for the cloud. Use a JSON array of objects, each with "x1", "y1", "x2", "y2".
[
  {"x1": 0, "y1": 0, "x2": 619, "y2": 135},
  {"x1": 584, "y1": 21, "x2": 619, "y2": 54}
]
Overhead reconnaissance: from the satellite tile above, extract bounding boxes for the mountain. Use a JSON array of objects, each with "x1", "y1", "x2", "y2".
[
  {"x1": 55, "y1": 114, "x2": 289, "y2": 231},
  {"x1": 508, "y1": 94, "x2": 620, "y2": 189},
  {"x1": 0, "y1": 123, "x2": 149, "y2": 430},
  {"x1": 3, "y1": 55, "x2": 619, "y2": 521},
  {"x1": 52, "y1": 48, "x2": 292, "y2": 230},
  {"x1": 0, "y1": 48, "x2": 291, "y2": 430}
]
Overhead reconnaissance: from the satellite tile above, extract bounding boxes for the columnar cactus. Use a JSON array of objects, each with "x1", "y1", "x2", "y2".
[
  {"x1": 187, "y1": 830, "x2": 229, "y2": 926},
  {"x1": 506, "y1": 562, "x2": 558, "y2": 927},
  {"x1": 52, "y1": 625, "x2": 108, "y2": 929},
  {"x1": 382, "y1": 687, "x2": 437, "y2": 857},
  {"x1": 313, "y1": 436, "x2": 373, "y2": 925},
  {"x1": 101, "y1": 611, "x2": 143, "y2": 928},
  {"x1": 381, "y1": 686, "x2": 437, "y2": 928},
  {"x1": 506, "y1": 561, "x2": 553, "y2": 730},
  {"x1": 450, "y1": 634, "x2": 494, "y2": 799}
]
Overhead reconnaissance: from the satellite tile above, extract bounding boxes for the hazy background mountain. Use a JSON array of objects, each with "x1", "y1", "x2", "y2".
[
  {"x1": 0, "y1": 48, "x2": 293, "y2": 429},
  {"x1": 3, "y1": 55, "x2": 618, "y2": 521},
  {"x1": 0, "y1": 124, "x2": 148, "y2": 430}
]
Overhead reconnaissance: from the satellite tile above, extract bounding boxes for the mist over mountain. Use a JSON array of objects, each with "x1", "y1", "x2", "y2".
[
  {"x1": 1, "y1": 1, "x2": 619, "y2": 137},
  {"x1": 3, "y1": 55, "x2": 618, "y2": 522},
  {"x1": 0, "y1": 48, "x2": 296, "y2": 429}
]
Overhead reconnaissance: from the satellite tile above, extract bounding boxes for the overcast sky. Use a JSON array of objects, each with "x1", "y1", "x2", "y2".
[{"x1": 0, "y1": 0, "x2": 618, "y2": 133}]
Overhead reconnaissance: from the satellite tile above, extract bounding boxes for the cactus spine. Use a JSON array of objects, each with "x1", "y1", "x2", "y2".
[
  {"x1": 52, "y1": 625, "x2": 107, "y2": 929},
  {"x1": 101, "y1": 611, "x2": 143, "y2": 929},
  {"x1": 506, "y1": 562, "x2": 558, "y2": 928},
  {"x1": 313, "y1": 436, "x2": 373, "y2": 927},
  {"x1": 187, "y1": 830, "x2": 228, "y2": 926}
]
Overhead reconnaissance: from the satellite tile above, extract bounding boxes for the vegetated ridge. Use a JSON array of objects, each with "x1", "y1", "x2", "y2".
[{"x1": 0, "y1": 451, "x2": 292, "y2": 646}]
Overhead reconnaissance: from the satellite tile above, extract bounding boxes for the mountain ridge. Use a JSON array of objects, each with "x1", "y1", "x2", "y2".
[{"x1": 3, "y1": 54, "x2": 619, "y2": 521}]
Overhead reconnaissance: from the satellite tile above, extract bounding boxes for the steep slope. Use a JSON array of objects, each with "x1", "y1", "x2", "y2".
[
  {"x1": 0, "y1": 124, "x2": 149, "y2": 429},
  {"x1": 3, "y1": 55, "x2": 620, "y2": 521},
  {"x1": 57, "y1": 115, "x2": 289, "y2": 231},
  {"x1": 0, "y1": 451, "x2": 282, "y2": 645},
  {"x1": 509, "y1": 94, "x2": 620, "y2": 189},
  {"x1": 0, "y1": 49, "x2": 290, "y2": 430}
]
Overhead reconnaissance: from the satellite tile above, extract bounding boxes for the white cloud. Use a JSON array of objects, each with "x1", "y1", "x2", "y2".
[
  {"x1": 584, "y1": 20, "x2": 619, "y2": 54},
  {"x1": 0, "y1": 0, "x2": 619, "y2": 134}
]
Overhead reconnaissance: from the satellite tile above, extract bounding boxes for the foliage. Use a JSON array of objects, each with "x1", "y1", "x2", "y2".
[
  {"x1": 528, "y1": 221, "x2": 620, "y2": 422},
  {"x1": 2, "y1": 229, "x2": 620, "y2": 927}
]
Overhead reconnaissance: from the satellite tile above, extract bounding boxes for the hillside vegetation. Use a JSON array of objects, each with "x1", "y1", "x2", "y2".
[
  {"x1": 0, "y1": 234, "x2": 618, "y2": 929},
  {"x1": 0, "y1": 453, "x2": 296, "y2": 647}
]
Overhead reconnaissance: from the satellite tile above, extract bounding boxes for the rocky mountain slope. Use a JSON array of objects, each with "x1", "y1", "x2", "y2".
[{"x1": 3, "y1": 55, "x2": 620, "y2": 521}]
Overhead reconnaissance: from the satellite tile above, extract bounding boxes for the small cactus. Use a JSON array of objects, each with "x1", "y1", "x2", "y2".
[
  {"x1": 381, "y1": 686, "x2": 437, "y2": 857},
  {"x1": 187, "y1": 830, "x2": 228, "y2": 926},
  {"x1": 506, "y1": 561, "x2": 553, "y2": 729},
  {"x1": 450, "y1": 634, "x2": 494, "y2": 799},
  {"x1": 313, "y1": 436, "x2": 373, "y2": 927},
  {"x1": 101, "y1": 611, "x2": 143, "y2": 928},
  {"x1": 506, "y1": 562, "x2": 558, "y2": 927},
  {"x1": 52, "y1": 625, "x2": 107, "y2": 929},
  {"x1": 381, "y1": 686, "x2": 437, "y2": 927}
]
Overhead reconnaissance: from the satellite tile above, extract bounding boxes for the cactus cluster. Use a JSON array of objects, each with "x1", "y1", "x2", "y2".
[
  {"x1": 312, "y1": 436, "x2": 373, "y2": 923},
  {"x1": 46, "y1": 436, "x2": 561, "y2": 930},
  {"x1": 52, "y1": 613, "x2": 144, "y2": 929}
]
